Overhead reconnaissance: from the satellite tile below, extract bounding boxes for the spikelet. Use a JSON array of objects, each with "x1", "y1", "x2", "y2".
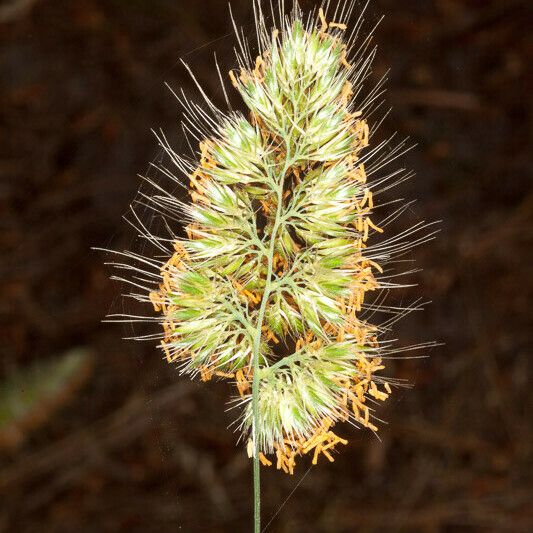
[{"x1": 104, "y1": 1, "x2": 435, "y2": 474}]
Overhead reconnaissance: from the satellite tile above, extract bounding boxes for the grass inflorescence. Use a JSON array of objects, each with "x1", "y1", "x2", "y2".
[{"x1": 104, "y1": 1, "x2": 437, "y2": 530}]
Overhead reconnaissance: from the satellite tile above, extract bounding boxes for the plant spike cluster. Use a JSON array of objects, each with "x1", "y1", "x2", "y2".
[{"x1": 107, "y1": 0, "x2": 434, "y2": 475}]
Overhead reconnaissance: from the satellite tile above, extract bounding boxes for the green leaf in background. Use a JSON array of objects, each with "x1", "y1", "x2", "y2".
[{"x1": 0, "y1": 348, "x2": 93, "y2": 451}]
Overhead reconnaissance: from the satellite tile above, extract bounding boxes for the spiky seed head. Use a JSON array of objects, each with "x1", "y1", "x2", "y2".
[{"x1": 107, "y1": 1, "x2": 431, "y2": 473}]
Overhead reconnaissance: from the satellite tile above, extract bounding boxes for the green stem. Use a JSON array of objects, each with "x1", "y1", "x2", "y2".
[{"x1": 251, "y1": 158, "x2": 291, "y2": 533}]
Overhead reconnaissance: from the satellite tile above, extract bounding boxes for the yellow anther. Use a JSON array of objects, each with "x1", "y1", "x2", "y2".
[
  {"x1": 229, "y1": 70, "x2": 239, "y2": 88},
  {"x1": 367, "y1": 217, "x2": 384, "y2": 233},
  {"x1": 149, "y1": 291, "x2": 162, "y2": 312},
  {"x1": 259, "y1": 453, "x2": 272, "y2": 466},
  {"x1": 214, "y1": 371, "x2": 235, "y2": 379},
  {"x1": 318, "y1": 8, "x2": 328, "y2": 33},
  {"x1": 340, "y1": 47, "x2": 352, "y2": 69}
]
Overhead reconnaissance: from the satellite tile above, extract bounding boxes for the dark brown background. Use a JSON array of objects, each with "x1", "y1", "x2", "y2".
[{"x1": 0, "y1": 0, "x2": 531, "y2": 531}]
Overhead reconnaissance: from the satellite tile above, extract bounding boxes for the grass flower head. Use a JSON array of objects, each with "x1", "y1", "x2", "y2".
[{"x1": 106, "y1": 0, "x2": 434, "y2": 489}]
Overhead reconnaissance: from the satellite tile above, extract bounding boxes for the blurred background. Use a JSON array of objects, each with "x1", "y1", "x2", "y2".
[{"x1": 0, "y1": 0, "x2": 531, "y2": 531}]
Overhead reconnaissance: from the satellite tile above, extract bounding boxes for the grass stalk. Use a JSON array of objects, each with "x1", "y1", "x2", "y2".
[{"x1": 251, "y1": 158, "x2": 291, "y2": 532}]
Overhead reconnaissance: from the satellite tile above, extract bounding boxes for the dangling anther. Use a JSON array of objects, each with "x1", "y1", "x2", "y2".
[
  {"x1": 329, "y1": 21, "x2": 347, "y2": 31},
  {"x1": 259, "y1": 453, "x2": 272, "y2": 466},
  {"x1": 340, "y1": 46, "x2": 352, "y2": 69},
  {"x1": 318, "y1": 8, "x2": 328, "y2": 33},
  {"x1": 340, "y1": 81, "x2": 353, "y2": 104},
  {"x1": 149, "y1": 291, "x2": 162, "y2": 312},
  {"x1": 254, "y1": 55, "x2": 265, "y2": 81},
  {"x1": 229, "y1": 70, "x2": 239, "y2": 88},
  {"x1": 190, "y1": 191, "x2": 210, "y2": 205}
]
